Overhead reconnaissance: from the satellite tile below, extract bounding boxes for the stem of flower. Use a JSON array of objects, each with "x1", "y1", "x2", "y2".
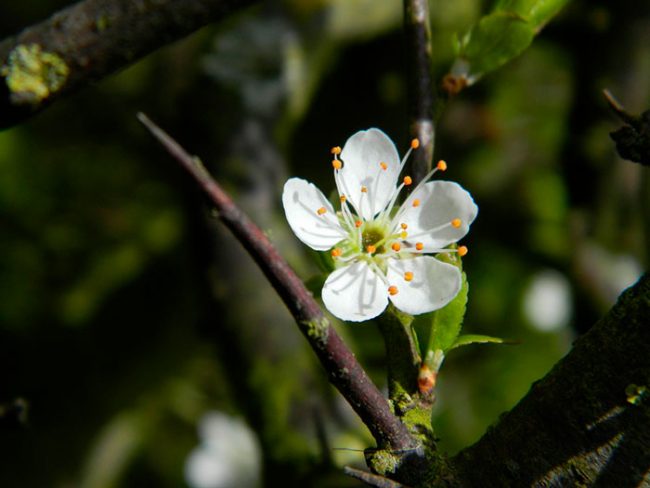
[{"x1": 137, "y1": 113, "x2": 419, "y2": 453}]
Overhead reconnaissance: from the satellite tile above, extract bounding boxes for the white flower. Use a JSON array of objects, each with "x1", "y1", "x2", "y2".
[{"x1": 282, "y1": 128, "x2": 478, "y2": 322}]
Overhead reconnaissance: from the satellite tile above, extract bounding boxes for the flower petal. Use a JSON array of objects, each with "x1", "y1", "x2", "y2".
[
  {"x1": 398, "y1": 181, "x2": 478, "y2": 250},
  {"x1": 386, "y1": 256, "x2": 461, "y2": 315},
  {"x1": 338, "y1": 128, "x2": 400, "y2": 220},
  {"x1": 282, "y1": 177, "x2": 347, "y2": 251},
  {"x1": 322, "y1": 261, "x2": 388, "y2": 322}
]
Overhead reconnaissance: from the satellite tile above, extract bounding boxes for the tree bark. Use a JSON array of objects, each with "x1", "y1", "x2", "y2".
[
  {"x1": 0, "y1": 0, "x2": 258, "y2": 129},
  {"x1": 451, "y1": 273, "x2": 650, "y2": 486}
]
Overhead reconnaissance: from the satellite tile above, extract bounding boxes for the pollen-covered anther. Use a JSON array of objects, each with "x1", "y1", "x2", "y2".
[
  {"x1": 400, "y1": 231, "x2": 408, "y2": 239},
  {"x1": 458, "y1": 245, "x2": 468, "y2": 257},
  {"x1": 400, "y1": 223, "x2": 408, "y2": 230},
  {"x1": 391, "y1": 242, "x2": 401, "y2": 252},
  {"x1": 331, "y1": 146, "x2": 342, "y2": 155},
  {"x1": 332, "y1": 159, "x2": 342, "y2": 170},
  {"x1": 317, "y1": 207, "x2": 327, "y2": 215},
  {"x1": 403, "y1": 176, "x2": 413, "y2": 186},
  {"x1": 412, "y1": 199, "x2": 421, "y2": 208},
  {"x1": 355, "y1": 220, "x2": 362, "y2": 228},
  {"x1": 331, "y1": 248, "x2": 342, "y2": 258},
  {"x1": 437, "y1": 160, "x2": 447, "y2": 171},
  {"x1": 366, "y1": 245, "x2": 377, "y2": 254},
  {"x1": 361, "y1": 186, "x2": 368, "y2": 193},
  {"x1": 451, "y1": 218, "x2": 462, "y2": 228},
  {"x1": 411, "y1": 138, "x2": 420, "y2": 149},
  {"x1": 404, "y1": 271, "x2": 414, "y2": 282},
  {"x1": 415, "y1": 242, "x2": 424, "y2": 251},
  {"x1": 340, "y1": 195, "x2": 347, "y2": 203},
  {"x1": 388, "y1": 285, "x2": 399, "y2": 296}
]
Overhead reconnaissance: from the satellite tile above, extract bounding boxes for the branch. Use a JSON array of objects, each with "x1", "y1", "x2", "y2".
[
  {"x1": 451, "y1": 273, "x2": 650, "y2": 486},
  {"x1": 403, "y1": 0, "x2": 435, "y2": 184},
  {"x1": 344, "y1": 466, "x2": 412, "y2": 488},
  {"x1": 0, "y1": 0, "x2": 258, "y2": 129},
  {"x1": 136, "y1": 113, "x2": 419, "y2": 453}
]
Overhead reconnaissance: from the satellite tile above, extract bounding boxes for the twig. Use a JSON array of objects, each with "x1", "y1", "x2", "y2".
[
  {"x1": 137, "y1": 113, "x2": 418, "y2": 452},
  {"x1": 0, "y1": 0, "x2": 258, "y2": 129},
  {"x1": 344, "y1": 466, "x2": 412, "y2": 488},
  {"x1": 403, "y1": 0, "x2": 435, "y2": 184}
]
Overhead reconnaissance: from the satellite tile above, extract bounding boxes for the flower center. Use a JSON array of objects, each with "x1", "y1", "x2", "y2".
[{"x1": 361, "y1": 226, "x2": 386, "y2": 254}]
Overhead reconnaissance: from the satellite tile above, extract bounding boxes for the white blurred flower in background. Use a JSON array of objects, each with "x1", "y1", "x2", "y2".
[
  {"x1": 185, "y1": 411, "x2": 261, "y2": 488},
  {"x1": 523, "y1": 269, "x2": 572, "y2": 332}
]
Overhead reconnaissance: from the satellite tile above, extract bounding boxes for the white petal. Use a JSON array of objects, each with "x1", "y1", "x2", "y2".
[
  {"x1": 282, "y1": 178, "x2": 347, "y2": 251},
  {"x1": 386, "y1": 256, "x2": 461, "y2": 315},
  {"x1": 398, "y1": 181, "x2": 478, "y2": 250},
  {"x1": 338, "y1": 128, "x2": 400, "y2": 220},
  {"x1": 322, "y1": 261, "x2": 388, "y2": 322}
]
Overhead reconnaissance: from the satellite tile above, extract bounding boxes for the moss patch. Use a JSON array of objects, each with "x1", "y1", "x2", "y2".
[{"x1": 1, "y1": 44, "x2": 69, "y2": 106}]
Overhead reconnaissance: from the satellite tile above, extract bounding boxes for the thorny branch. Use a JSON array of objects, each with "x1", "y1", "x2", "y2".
[
  {"x1": 0, "y1": 0, "x2": 258, "y2": 129},
  {"x1": 137, "y1": 113, "x2": 419, "y2": 453}
]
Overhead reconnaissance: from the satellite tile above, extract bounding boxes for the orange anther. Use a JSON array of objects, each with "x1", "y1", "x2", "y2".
[
  {"x1": 391, "y1": 242, "x2": 401, "y2": 252},
  {"x1": 451, "y1": 218, "x2": 462, "y2": 228},
  {"x1": 317, "y1": 207, "x2": 327, "y2": 215},
  {"x1": 331, "y1": 146, "x2": 342, "y2": 155},
  {"x1": 380, "y1": 162, "x2": 388, "y2": 171},
  {"x1": 412, "y1": 199, "x2": 420, "y2": 208},
  {"x1": 415, "y1": 242, "x2": 424, "y2": 251},
  {"x1": 403, "y1": 176, "x2": 412, "y2": 186},
  {"x1": 404, "y1": 271, "x2": 414, "y2": 282},
  {"x1": 458, "y1": 245, "x2": 468, "y2": 257},
  {"x1": 388, "y1": 285, "x2": 399, "y2": 296},
  {"x1": 366, "y1": 245, "x2": 377, "y2": 254},
  {"x1": 361, "y1": 186, "x2": 368, "y2": 193},
  {"x1": 411, "y1": 138, "x2": 420, "y2": 149},
  {"x1": 355, "y1": 220, "x2": 362, "y2": 228},
  {"x1": 400, "y1": 223, "x2": 408, "y2": 230},
  {"x1": 331, "y1": 248, "x2": 342, "y2": 257},
  {"x1": 332, "y1": 159, "x2": 342, "y2": 170},
  {"x1": 437, "y1": 160, "x2": 447, "y2": 171},
  {"x1": 340, "y1": 195, "x2": 347, "y2": 203}
]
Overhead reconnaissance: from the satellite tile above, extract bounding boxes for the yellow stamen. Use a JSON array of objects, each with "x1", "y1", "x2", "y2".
[
  {"x1": 415, "y1": 242, "x2": 423, "y2": 251},
  {"x1": 400, "y1": 231, "x2": 408, "y2": 239},
  {"x1": 391, "y1": 242, "x2": 401, "y2": 252},
  {"x1": 317, "y1": 207, "x2": 327, "y2": 215},
  {"x1": 332, "y1": 159, "x2": 342, "y2": 170},
  {"x1": 380, "y1": 162, "x2": 388, "y2": 171},
  {"x1": 404, "y1": 271, "x2": 413, "y2": 282},
  {"x1": 400, "y1": 223, "x2": 408, "y2": 230},
  {"x1": 437, "y1": 160, "x2": 447, "y2": 171},
  {"x1": 361, "y1": 186, "x2": 368, "y2": 193},
  {"x1": 458, "y1": 245, "x2": 468, "y2": 257},
  {"x1": 403, "y1": 176, "x2": 412, "y2": 186},
  {"x1": 340, "y1": 195, "x2": 346, "y2": 203},
  {"x1": 412, "y1": 199, "x2": 420, "y2": 208},
  {"x1": 388, "y1": 285, "x2": 399, "y2": 296},
  {"x1": 366, "y1": 245, "x2": 376, "y2": 254},
  {"x1": 355, "y1": 220, "x2": 362, "y2": 228},
  {"x1": 331, "y1": 146, "x2": 341, "y2": 155},
  {"x1": 451, "y1": 218, "x2": 462, "y2": 228},
  {"x1": 331, "y1": 248, "x2": 342, "y2": 258},
  {"x1": 411, "y1": 138, "x2": 420, "y2": 149}
]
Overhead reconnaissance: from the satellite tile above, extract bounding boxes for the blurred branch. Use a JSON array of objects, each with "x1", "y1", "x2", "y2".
[
  {"x1": 403, "y1": 0, "x2": 435, "y2": 184},
  {"x1": 451, "y1": 273, "x2": 650, "y2": 486},
  {"x1": 0, "y1": 0, "x2": 258, "y2": 129},
  {"x1": 137, "y1": 113, "x2": 419, "y2": 453},
  {"x1": 344, "y1": 466, "x2": 412, "y2": 488},
  {"x1": 604, "y1": 90, "x2": 650, "y2": 167}
]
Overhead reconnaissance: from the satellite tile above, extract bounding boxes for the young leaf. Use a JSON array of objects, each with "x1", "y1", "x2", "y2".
[
  {"x1": 449, "y1": 334, "x2": 505, "y2": 350},
  {"x1": 494, "y1": 0, "x2": 570, "y2": 30}
]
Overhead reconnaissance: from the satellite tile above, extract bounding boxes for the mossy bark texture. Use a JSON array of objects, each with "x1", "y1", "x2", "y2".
[
  {"x1": 450, "y1": 273, "x2": 650, "y2": 487},
  {"x1": 0, "y1": 0, "x2": 258, "y2": 128}
]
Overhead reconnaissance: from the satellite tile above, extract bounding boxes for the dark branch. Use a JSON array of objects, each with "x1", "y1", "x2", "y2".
[
  {"x1": 137, "y1": 113, "x2": 418, "y2": 453},
  {"x1": 403, "y1": 0, "x2": 435, "y2": 184},
  {"x1": 451, "y1": 273, "x2": 650, "y2": 486},
  {"x1": 0, "y1": 0, "x2": 258, "y2": 129},
  {"x1": 604, "y1": 90, "x2": 650, "y2": 166},
  {"x1": 344, "y1": 466, "x2": 412, "y2": 488}
]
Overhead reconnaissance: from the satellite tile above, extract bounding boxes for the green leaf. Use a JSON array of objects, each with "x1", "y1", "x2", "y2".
[
  {"x1": 456, "y1": 12, "x2": 535, "y2": 82},
  {"x1": 449, "y1": 334, "x2": 506, "y2": 350},
  {"x1": 494, "y1": 0, "x2": 570, "y2": 29}
]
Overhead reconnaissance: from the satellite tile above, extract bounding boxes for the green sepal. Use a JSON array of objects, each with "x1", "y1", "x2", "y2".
[{"x1": 449, "y1": 334, "x2": 506, "y2": 351}]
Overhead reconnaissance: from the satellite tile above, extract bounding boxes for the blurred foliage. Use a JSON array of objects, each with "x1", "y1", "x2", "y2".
[{"x1": 0, "y1": 0, "x2": 648, "y2": 486}]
